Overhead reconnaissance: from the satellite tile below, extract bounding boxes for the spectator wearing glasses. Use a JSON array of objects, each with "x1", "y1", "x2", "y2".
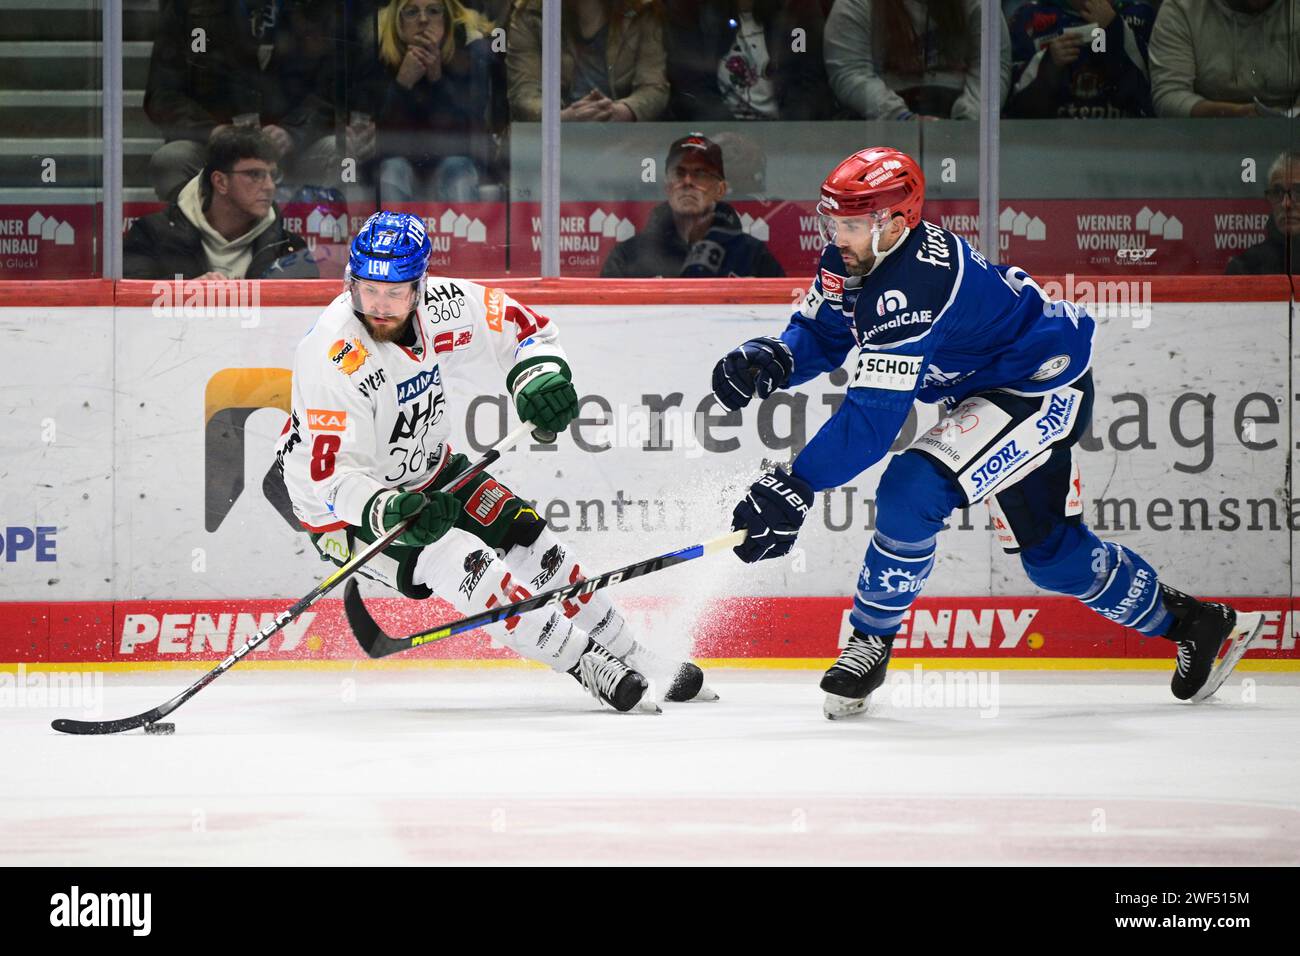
[
  {"x1": 124, "y1": 127, "x2": 317, "y2": 280},
  {"x1": 1227, "y1": 151, "x2": 1300, "y2": 274},
  {"x1": 506, "y1": 0, "x2": 670, "y2": 121},
  {"x1": 362, "y1": 0, "x2": 500, "y2": 203},
  {"x1": 1149, "y1": 0, "x2": 1300, "y2": 117},
  {"x1": 601, "y1": 133, "x2": 784, "y2": 277}
]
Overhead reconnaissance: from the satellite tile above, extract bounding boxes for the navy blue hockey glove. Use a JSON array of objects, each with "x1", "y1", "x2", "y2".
[
  {"x1": 711, "y1": 337, "x2": 793, "y2": 411},
  {"x1": 730, "y1": 466, "x2": 813, "y2": 563}
]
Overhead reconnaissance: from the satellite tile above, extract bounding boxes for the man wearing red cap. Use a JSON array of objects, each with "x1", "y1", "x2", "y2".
[{"x1": 711, "y1": 146, "x2": 1262, "y2": 718}]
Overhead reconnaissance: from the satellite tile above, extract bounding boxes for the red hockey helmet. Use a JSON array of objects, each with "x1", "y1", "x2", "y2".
[{"x1": 817, "y1": 147, "x2": 925, "y2": 229}]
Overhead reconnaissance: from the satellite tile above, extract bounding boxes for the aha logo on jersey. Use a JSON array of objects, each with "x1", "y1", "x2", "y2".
[
  {"x1": 396, "y1": 365, "x2": 442, "y2": 404},
  {"x1": 329, "y1": 338, "x2": 369, "y2": 375}
]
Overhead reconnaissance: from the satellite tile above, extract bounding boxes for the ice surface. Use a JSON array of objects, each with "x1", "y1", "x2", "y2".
[{"x1": 4, "y1": 668, "x2": 1298, "y2": 865}]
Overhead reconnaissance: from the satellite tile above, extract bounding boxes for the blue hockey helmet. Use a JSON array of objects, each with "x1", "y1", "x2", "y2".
[{"x1": 348, "y1": 211, "x2": 432, "y2": 283}]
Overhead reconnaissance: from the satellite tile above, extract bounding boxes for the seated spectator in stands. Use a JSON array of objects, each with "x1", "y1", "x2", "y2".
[
  {"x1": 144, "y1": 1, "x2": 339, "y2": 202},
  {"x1": 124, "y1": 128, "x2": 317, "y2": 280},
  {"x1": 1149, "y1": 0, "x2": 1300, "y2": 117},
  {"x1": 663, "y1": 0, "x2": 832, "y2": 120},
  {"x1": 823, "y1": 0, "x2": 1011, "y2": 120},
  {"x1": 360, "y1": 0, "x2": 498, "y2": 203},
  {"x1": 601, "y1": 133, "x2": 785, "y2": 277},
  {"x1": 1227, "y1": 152, "x2": 1300, "y2": 274},
  {"x1": 507, "y1": 0, "x2": 669, "y2": 121},
  {"x1": 1006, "y1": 0, "x2": 1156, "y2": 117}
]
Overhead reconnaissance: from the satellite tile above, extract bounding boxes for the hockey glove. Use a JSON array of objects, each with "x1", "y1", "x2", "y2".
[
  {"x1": 365, "y1": 489, "x2": 459, "y2": 547},
  {"x1": 711, "y1": 337, "x2": 793, "y2": 411},
  {"x1": 730, "y1": 466, "x2": 813, "y2": 563},
  {"x1": 514, "y1": 368, "x2": 579, "y2": 436}
]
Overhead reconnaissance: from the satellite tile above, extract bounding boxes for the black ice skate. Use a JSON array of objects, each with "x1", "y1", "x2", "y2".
[
  {"x1": 1160, "y1": 585, "x2": 1266, "y2": 702},
  {"x1": 570, "y1": 641, "x2": 660, "y2": 714},
  {"x1": 624, "y1": 640, "x2": 719, "y2": 702},
  {"x1": 820, "y1": 631, "x2": 894, "y2": 719}
]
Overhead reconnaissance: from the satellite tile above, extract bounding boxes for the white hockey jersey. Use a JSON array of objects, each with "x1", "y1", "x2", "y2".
[{"x1": 274, "y1": 277, "x2": 567, "y2": 532}]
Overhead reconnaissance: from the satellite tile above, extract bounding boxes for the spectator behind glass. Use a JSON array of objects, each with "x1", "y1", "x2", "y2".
[
  {"x1": 1149, "y1": 0, "x2": 1300, "y2": 117},
  {"x1": 824, "y1": 0, "x2": 1011, "y2": 120},
  {"x1": 124, "y1": 127, "x2": 318, "y2": 280},
  {"x1": 363, "y1": 0, "x2": 497, "y2": 203},
  {"x1": 1006, "y1": 0, "x2": 1156, "y2": 117},
  {"x1": 144, "y1": 1, "x2": 339, "y2": 203},
  {"x1": 664, "y1": 0, "x2": 832, "y2": 121},
  {"x1": 507, "y1": 0, "x2": 669, "y2": 120},
  {"x1": 1226, "y1": 152, "x2": 1300, "y2": 274},
  {"x1": 601, "y1": 133, "x2": 785, "y2": 277}
]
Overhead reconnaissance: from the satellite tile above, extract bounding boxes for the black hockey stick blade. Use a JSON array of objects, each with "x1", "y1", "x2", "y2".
[
  {"x1": 51, "y1": 420, "x2": 536, "y2": 734},
  {"x1": 344, "y1": 577, "x2": 387, "y2": 657},
  {"x1": 346, "y1": 529, "x2": 747, "y2": 659},
  {"x1": 53, "y1": 708, "x2": 169, "y2": 736}
]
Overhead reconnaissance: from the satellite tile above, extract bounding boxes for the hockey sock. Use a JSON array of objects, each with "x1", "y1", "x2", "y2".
[
  {"x1": 501, "y1": 527, "x2": 635, "y2": 659},
  {"x1": 850, "y1": 530, "x2": 937, "y2": 636},
  {"x1": 412, "y1": 528, "x2": 588, "y2": 672},
  {"x1": 1077, "y1": 541, "x2": 1172, "y2": 637}
]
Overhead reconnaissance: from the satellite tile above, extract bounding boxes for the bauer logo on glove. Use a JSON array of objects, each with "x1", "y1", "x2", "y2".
[{"x1": 730, "y1": 466, "x2": 813, "y2": 563}]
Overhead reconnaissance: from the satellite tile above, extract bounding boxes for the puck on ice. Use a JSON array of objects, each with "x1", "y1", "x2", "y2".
[{"x1": 144, "y1": 722, "x2": 175, "y2": 735}]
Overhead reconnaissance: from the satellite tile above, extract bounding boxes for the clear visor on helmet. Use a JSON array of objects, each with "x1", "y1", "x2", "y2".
[
  {"x1": 347, "y1": 274, "x2": 420, "y2": 320},
  {"x1": 817, "y1": 209, "x2": 893, "y2": 247}
]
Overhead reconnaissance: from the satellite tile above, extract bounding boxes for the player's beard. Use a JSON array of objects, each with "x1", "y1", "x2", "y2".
[
  {"x1": 359, "y1": 310, "x2": 414, "y2": 343},
  {"x1": 840, "y1": 250, "x2": 871, "y2": 277}
]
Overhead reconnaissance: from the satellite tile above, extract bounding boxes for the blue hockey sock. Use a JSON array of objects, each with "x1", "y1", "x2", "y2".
[
  {"x1": 850, "y1": 530, "x2": 936, "y2": 636},
  {"x1": 1078, "y1": 542, "x2": 1172, "y2": 636}
]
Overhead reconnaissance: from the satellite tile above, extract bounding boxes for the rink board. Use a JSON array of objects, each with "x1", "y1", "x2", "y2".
[
  {"x1": 0, "y1": 277, "x2": 1297, "y2": 664},
  {"x1": 0, "y1": 594, "x2": 1297, "y2": 665}
]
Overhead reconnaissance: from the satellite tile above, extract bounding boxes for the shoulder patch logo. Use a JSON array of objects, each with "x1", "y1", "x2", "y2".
[
  {"x1": 329, "y1": 337, "x2": 370, "y2": 375},
  {"x1": 483, "y1": 287, "x2": 505, "y2": 332},
  {"x1": 819, "y1": 268, "x2": 845, "y2": 303}
]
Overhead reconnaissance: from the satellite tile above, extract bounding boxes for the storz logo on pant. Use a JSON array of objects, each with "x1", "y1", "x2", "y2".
[
  {"x1": 1035, "y1": 392, "x2": 1076, "y2": 441},
  {"x1": 969, "y1": 441, "x2": 1028, "y2": 496}
]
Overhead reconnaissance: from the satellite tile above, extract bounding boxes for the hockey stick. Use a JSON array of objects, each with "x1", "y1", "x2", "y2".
[
  {"x1": 51, "y1": 420, "x2": 535, "y2": 735},
  {"x1": 344, "y1": 529, "x2": 748, "y2": 659}
]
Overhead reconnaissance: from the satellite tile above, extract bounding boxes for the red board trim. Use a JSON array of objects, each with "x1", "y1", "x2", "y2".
[{"x1": 0, "y1": 276, "x2": 1292, "y2": 308}]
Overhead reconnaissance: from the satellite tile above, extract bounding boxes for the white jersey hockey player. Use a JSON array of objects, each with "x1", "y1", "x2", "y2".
[{"x1": 273, "y1": 211, "x2": 714, "y2": 711}]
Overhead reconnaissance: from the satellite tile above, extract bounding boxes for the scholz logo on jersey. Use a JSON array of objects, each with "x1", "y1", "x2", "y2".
[
  {"x1": 1035, "y1": 392, "x2": 1077, "y2": 441},
  {"x1": 396, "y1": 366, "x2": 441, "y2": 404},
  {"x1": 852, "y1": 353, "x2": 923, "y2": 391},
  {"x1": 969, "y1": 441, "x2": 1029, "y2": 496}
]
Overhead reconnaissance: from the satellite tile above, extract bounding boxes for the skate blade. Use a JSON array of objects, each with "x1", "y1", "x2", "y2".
[
  {"x1": 824, "y1": 692, "x2": 871, "y2": 720},
  {"x1": 1190, "y1": 611, "x2": 1266, "y2": 704},
  {"x1": 633, "y1": 698, "x2": 663, "y2": 715}
]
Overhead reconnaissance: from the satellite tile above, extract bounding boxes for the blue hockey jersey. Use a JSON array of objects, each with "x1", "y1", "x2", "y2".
[{"x1": 784, "y1": 220, "x2": 1095, "y2": 491}]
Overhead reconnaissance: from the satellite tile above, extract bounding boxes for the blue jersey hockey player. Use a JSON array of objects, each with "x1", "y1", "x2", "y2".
[{"x1": 712, "y1": 147, "x2": 1263, "y2": 718}]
